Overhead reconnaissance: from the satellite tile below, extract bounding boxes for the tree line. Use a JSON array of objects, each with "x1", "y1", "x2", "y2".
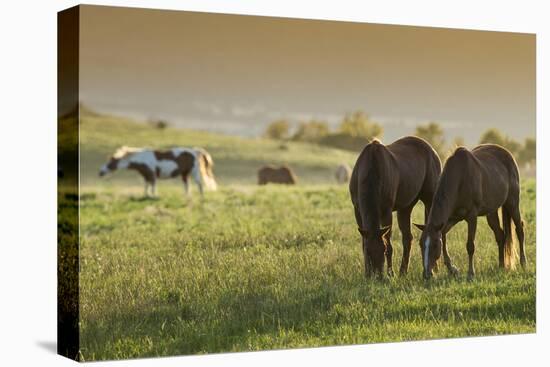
[{"x1": 264, "y1": 111, "x2": 535, "y2": 167}]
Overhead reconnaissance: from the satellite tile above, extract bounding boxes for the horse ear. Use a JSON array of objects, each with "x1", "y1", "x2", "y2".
[
  {"x1": 380, "y1": 225, "x2": 391, "y2": 237},
  {"x1": 413, "y1": 223, "x2": 426, "y2": 231}
]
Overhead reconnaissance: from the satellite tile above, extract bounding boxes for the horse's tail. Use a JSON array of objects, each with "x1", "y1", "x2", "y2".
[
  {"x1": 502, "y1": 206, "x2": 517, "y2": 270},
  {"x1": 195, "y1": 148, "x2": 217, "y2": 191}
]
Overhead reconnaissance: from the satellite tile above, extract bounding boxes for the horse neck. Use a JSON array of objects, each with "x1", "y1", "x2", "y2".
[
  {"x1": 359, "y1": 145, "x2": 389, "y2": 231},
  {"x1": 364, "y1": 178, "x2": 382, "y2": 231},
  {"x1": 117, "y1": 155, "x2": 133, "y2": 170},
  {"x1": 428, "y1": 160, "x2": 462, "y2": 228}
]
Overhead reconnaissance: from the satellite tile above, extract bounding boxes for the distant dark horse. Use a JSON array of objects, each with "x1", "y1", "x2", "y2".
[
  {"x1": 258, "y1": 165, "x2": 297, "y2": 185},
  {"x1": 415, "y1": 144, "x2": 525, "y2": 280},
  {"x1": 349, "y1": 137, "x2": 442, "y2": 277}
]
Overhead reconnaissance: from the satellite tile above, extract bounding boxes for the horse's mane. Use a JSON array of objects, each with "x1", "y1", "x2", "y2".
[
  {"x1": 112, "y1": 146, "x2": 144, "y2": 159},
  {"x1": 359, "y1": 141, "x2": 387, "y2": 231},
  {"x1": 428, "y1": 147, "x2": 467, "y2": 228}
]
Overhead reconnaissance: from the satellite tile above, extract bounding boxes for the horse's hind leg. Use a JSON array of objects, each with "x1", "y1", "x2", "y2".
[
  {"x1": 191, "y1": 168, "x2": 204, "y2": 196},
  {"x1": 397, "y1": 205, "x2": 414, "y2": 276},
  {"x1": 144, "y1": 179, "x2": 154, "y2": 197},
  {"x1": 486, "y1": 211, "x2": 506, "y2": 268},
  {"x1": 182, "y1": 174, "x2": 190, "y2": 196},
  {"x1": 143, "y1": 181, "x2": 149, "y2": 197},
  {"x1": 509, "y1": 204, "x2": 526, "y2": 268}
]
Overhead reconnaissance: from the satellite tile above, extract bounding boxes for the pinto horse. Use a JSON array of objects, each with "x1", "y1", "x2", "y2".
[
  {"x1": 99, "y1": 146, "x2": 217, "y2": 197},
  {"x1": 349, "y1": 137, "x2": 442, "y2": 277},
  {"x1": 415, "y1": 144, "x2": 525, "y2": 280}
]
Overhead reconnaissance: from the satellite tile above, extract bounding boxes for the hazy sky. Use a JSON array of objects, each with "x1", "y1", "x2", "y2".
[{"x1": 79, "y1": 5, "x2": 535, "y2": 144}]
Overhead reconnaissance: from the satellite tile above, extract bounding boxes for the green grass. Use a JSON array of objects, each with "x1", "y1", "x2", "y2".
[{"x1": 75, "y1": 115, "x2": 536, "y2": 361}]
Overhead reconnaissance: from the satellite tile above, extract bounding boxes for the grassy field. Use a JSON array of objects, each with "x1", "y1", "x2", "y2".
[{"x1": 73, "y1": 114, "x2": 536, "y2": 361}]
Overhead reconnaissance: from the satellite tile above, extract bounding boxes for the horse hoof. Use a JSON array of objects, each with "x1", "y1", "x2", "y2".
[
  {"x1": 467, "y1": 273, "x2": 475, "y2": 281},
  {"x1": 520, "y1": 258, "x2": 527, "y2": 269},
  {"x1": 387, "y1": 270, "x2": 395, "y2": 277},
  {"x1": 449, "y1": 266, "x2": 460, "y2": 277}
]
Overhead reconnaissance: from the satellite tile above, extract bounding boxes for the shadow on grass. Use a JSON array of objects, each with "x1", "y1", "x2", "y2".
[
  {"x1": 80, "y1": 270, "x2": 536, "y2": 361},
  {"x1": 80, "y1": 282, "x2": 352, "y2": 359},
  {"x1": 128, "y1": 196, "x2": 160, "y2": 202}
]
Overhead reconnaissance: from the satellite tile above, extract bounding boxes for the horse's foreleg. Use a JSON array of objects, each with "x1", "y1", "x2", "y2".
[
  {"x1": 466, "y1": 216, "x2": 477, "y2": 280},
  {"x1": 362, "y1": 242, "x2": 372, "y2": 279},
  {"x1": 397, "y1": 206, "x2": 414, "y2": 276},
  {"x1": 442, "y1": 220, "x2": 459, "y2": 276},
  {"x1": 382, "y1": 212, "x2": 394, "y2": 277}
]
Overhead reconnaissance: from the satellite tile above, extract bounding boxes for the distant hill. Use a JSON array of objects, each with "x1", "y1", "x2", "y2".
[{"x1": 79, "y1": 114, "x2": 358, "y2": 187}]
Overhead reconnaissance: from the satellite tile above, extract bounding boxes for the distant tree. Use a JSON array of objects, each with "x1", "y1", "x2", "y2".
[
  {"x1": 504, "y1": 138, "x2": 521, "y2": 156},
  {"x1": 318, "y1": 133, "x2": 370, "y2": 152},
  {"x1": 479, "y1": 128, "x2": 521, "y2": 156},
  {"x1": 292, "y1": 119, "x2": 329, "y2": 142},
  {"x1": 452, "y1": 136, "x2": 465, "y2": 147},
  {"x1": 148, "y1": 117, "x2": 170, "y2": 130},
  {"x1": 415, "y1": 122, "x2": 446, "y2": 158},
  {"x1": 479, "y1": 128, "x2": 506, "y2": 146},
  {"x1": 265, "y1": 119, "x2": 290, "y2": 140},
  {"x1": 155, "y1": 120, "x2": 169, "y2": 129},
  {"x1": 338, "y1": 111, "x2": 383, "y2": 140},
  {"x1": 443, "y1": 136, "x2": 466, "y2": 157},
  {"x1": 519, "y1": 137, "x2": 536, "y2": 165}
]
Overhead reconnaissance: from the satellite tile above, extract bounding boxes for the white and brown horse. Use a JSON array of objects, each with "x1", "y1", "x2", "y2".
[{"x1": 99, "y1": 146, "x2": 217, "y2": 197}]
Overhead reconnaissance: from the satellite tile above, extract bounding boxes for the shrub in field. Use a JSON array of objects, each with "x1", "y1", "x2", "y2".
[
  {"x1": 415, "y1": 122, "x2": 446, "y2": 160},
  {"x1": 318, "y1": 133, "x2": 370, "y2": 151},
  {"x1": 292, "y1": 120, "x2": 329, "y2": 142},
  {"x1": 264, "y1": 120, "x2": 290, "y2": 140}
]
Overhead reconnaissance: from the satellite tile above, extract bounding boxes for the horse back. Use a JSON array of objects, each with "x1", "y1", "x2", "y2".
[
  {"x1": 472, "y1": 144, "x2": 520, "y2": 211},
  {"x1": 350, "y1": 137, "x2": 440, "y2": 211},
  {"x1": 387, "y1": 137, "x2": 442, "y2": 208}
]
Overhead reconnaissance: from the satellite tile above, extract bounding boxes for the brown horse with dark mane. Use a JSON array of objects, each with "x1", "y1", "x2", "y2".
[
  {"x1": 349, "y1": 136, "x2": 442, "y2": 278},
  {"x1": 258, "y1": 165, "x2": 297, "y2": 185},
  {"x1": 415, "y1": 144, "x2": 525, "y2": 280}
]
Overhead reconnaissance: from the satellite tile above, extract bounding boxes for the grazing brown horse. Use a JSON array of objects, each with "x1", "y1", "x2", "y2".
[
  {"x1": 349, "y1": 137, "x2": 442, "y2": 277},
  {"x1": 258, "y1": 165, "x2": 297, "y2": 185},
  {"x1": 415, "y1": 144, "x2": 525, "y2": 280}
]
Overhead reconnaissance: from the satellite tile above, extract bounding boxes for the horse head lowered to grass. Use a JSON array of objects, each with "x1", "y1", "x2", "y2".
[
  {"x1": 349, "y1": 136, "x2": 442, "y2": 278},
  {"x1": 415, "y1": 144, "x2": 525, "y2": 280}
]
